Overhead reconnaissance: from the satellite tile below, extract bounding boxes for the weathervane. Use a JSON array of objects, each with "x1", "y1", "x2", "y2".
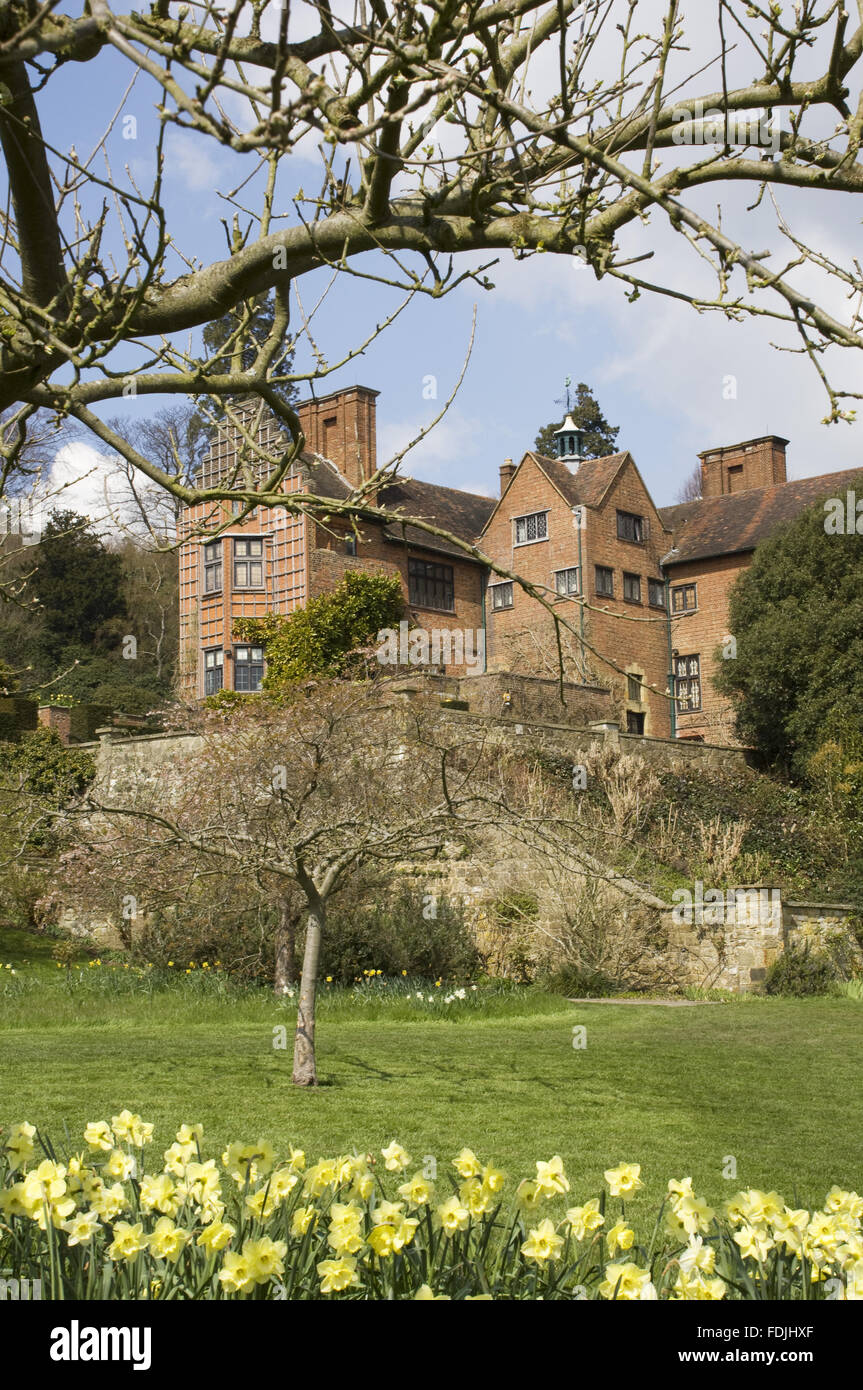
[{"x1": 555, "y1": 375, "x2": 575, "y2": 416}]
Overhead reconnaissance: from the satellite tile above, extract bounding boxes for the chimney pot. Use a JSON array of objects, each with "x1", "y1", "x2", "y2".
[{"x1": 499, "y1": 458, "x2": 516, "y2": 495}]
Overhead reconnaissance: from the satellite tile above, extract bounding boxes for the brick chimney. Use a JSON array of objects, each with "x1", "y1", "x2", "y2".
[
  {"x1": 296, "y1": 385, "x2": 379, "y2": 491},
  {"x1": 699, "y1": 435, "x2": 788, "y2": 498},
  {"x1": 500, "y1": 458, "x2": 516, "y2": 495}
]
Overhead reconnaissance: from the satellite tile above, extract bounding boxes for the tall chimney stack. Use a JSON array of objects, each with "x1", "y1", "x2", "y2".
[{"x1": 500, "y1": 458, "x2": 516, "y2": 495}]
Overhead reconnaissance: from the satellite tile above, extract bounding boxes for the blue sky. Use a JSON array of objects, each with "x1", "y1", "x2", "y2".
[{"x1": 22, "y1": 4, "x2": 863, "y2": 513}]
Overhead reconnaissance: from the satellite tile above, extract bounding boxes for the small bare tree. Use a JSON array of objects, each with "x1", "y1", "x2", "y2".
[{"x1": 65, "y1": 685, "x2": 501, "y2": 1086}]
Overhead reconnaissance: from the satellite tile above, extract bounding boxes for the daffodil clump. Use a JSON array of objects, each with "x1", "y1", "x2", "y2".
[{"x1": 1, "y1": 1118, "x2": 860, "y2": 1300}]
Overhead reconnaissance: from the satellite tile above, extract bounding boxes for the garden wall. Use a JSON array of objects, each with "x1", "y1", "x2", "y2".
[{"x1": 73, "y1": 722, "x2": 857, "y2": 992}]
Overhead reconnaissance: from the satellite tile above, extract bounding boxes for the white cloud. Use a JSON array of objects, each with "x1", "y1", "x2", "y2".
[{"x1": 34, "y1": 441, "x2": 174, "y2": 539}]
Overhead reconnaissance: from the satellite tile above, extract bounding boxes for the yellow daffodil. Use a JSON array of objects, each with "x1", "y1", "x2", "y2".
[
  {"x1": 244, "y1": 1236, "x2": 287, "y2": 1283},
  {"x1": 672, "y1": 1271, "x2": 727, "y2": 1301},
  {"x1": 62, "y1": 1209, "x2": 101, "y2": 1246},
  {"x1": 534, "y1": 1155, "x2": 570, "y2": 1197},
  {"x1": 452, "y1": 1147, "x2": 483, "y2": 1179},
  {"x1": 104, "y1": 1148, "x2": 135, "y2": 1181},
  {"x1": 196, "y1": 1219, "x2": 236, "y2": 1253},
  {"x1": 564, "y1": 1198, "x2": 604, "y2": 1240},
  {"x1": 83, "y1": 1120, "x2": 114, "y2": 1153},
  {"x1": 317, "y1": 1256, "x2": 360, "y2": 1294},
  {"x1": 604, "y1": 1163, "x2": 644, "y2": 1198},
  {"x1": 734, "y1": 1223, "x2": 775, "y2": 1262},
  {"x1": 148, "y1": 1217, "x2": 191, "y2": 1263},
  {"x1": 398, "y1": 1172, "x2": 435, "y2": 1207},
  {"x1": 107, "y1": 1220, "x2": 148, "y2": 1263},
  {"x1": 4, "y1": 1121, "x2": 36, "y2": 1171},
  {"x1": 606, "y1": 1221, "x2": 635, "y2": 1255},
  {"x1": 219, "y1": 1250, "x2": 255, "y2": 1293},
  {"x1": 521, "y1": 1218, "x2": 564, "y2": 1263},
  {"x1": 599, "y1": 1261, "x2": 656, "y2": 1301},
  {"x1": 290, "y1": 1205, "x2": 318, "y2": 1238},
  {"x1": 139, "y1": 1173, "x2": 178, "y2": 1216},
  {"x1": 381, "y1": 1140, "x2": 411, "y2": 1172},
  {"x1": 678, "y1": 1235, "x2": 716, "y2": 1275},
  {"x1": 436, "y1": 1195, "x2": 470, "y2": 1236}
]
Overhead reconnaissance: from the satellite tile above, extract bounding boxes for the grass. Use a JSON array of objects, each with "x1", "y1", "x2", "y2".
[{"x1": 1, "y1": 927, "x2": 862, "y2": 1236}]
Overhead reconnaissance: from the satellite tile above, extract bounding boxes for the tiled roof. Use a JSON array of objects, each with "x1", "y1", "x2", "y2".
[
  {"x1": 378, "y1": 478, "x2": 496, "y2": 559},
  {"x1": 302, "y1": 458, "x2": 494, "y2": 560},
  {"x1": 659, "y1": 468, "x2": 863, "y2": 564},
  {"x1": 529, "y1": 451, "x2": 630, "y2": 509}
]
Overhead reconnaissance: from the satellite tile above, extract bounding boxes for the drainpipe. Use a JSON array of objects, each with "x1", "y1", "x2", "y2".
[
  {"x1": 572, "y1": 506, "x2": 586, "y2": 675},
  {"x1": 480, "y1": 571, "x2": 488, "y2": 673},
  {"x1": 663, "y1": 567, "x2": 676, "y2": 739}
]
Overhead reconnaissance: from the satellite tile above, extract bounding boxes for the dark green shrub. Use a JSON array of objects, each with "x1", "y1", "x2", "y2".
[
  {"x1": 319, "y1": 886, "x2": 480, "y2": 983},
  {"x1": 764, "y1": 943, "x2": 837, "y2": 997},
  {"x1": 539, "y1": 964, "x2": 617, "y2": 997}
]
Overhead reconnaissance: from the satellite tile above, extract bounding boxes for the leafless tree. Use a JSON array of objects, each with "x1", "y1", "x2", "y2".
[
  {"x1": 0, "y1": 2, "x2": 861, "y2": 513},
  {"x1": 64, "y1": 686, "x2": 504, "y2": 1085}
]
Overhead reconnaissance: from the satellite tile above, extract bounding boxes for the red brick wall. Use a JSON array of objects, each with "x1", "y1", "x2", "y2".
[
  {"x1": 668, "y1": 552, "x2": 751, "y2": 740},
  {"x1": 38, "y1": 705, "x2": 72, "y2": 743},
  {"x1": 297, "y1": 386, "x2": 378, "y2": 489},
  {"x1": 587, "y1": 466, "x2": 675, "y2": 739},
  {"x1": 700, "y1": 436, "x2": 788, "y2": 498}
]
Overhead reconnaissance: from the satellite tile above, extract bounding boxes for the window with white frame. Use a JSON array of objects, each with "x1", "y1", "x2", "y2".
[
  {"x1": 671, "y1": 583, "x2": 698, "y2": 613},
  {"x1": 234, "y1": 645, "x2": 264, "y2": 692},
  {"x1": 490, "y1": 581, "x2": 514, "y2": 610},
  {"x1": 203, "y1": 648, "x2": 223, "y2": 695},
  {"x1": 514, "y1": 511, "x2": 548, "y2": 545},
  {"x1": 203, "y1": 541, "x2": 222, "y2": 594},
  {"x1": 233, "y1": 537, "x2": 264, "y2": 589},
  {"x1": 554, "y1": 567, "x2": 580, "y2": 597},
  {"x1": 674, "y1": 654, "x2": 701, "y2": 711}
]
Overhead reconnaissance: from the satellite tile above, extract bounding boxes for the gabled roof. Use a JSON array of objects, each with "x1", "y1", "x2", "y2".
[
  {"x1": 532, "y1": 451, "x2": 632, "y2": 509},
  {"x1": 479, "y1": 449, "x2": 632, "y2": 537},
  {"x1": 659, "y1": 468, "x2": 863, "y2": 565}
]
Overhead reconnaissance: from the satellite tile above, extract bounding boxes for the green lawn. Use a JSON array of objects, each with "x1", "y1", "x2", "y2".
[{"x1": 1, "y1": 928, "x2": 861, "y2": 1229}]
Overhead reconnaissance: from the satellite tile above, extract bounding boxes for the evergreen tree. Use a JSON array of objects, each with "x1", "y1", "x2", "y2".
[
  {"x1": 714, "y1": 481, "x2": 863, "y2": 773},
  {"x1": 30, "y1": 511, "x2": 127, "y2": 659}
]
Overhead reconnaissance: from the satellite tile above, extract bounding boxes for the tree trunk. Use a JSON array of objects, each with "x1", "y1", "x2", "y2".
[
  {"x1": 292, "y1": 897, "x2": 324, "y2": 1086},
  {"x1": 274, "y1": 896, "x2": 296, "y2": 994}
]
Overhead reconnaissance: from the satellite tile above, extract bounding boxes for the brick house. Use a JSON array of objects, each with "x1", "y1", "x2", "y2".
[
  {"x1": 179, "y1": 387, "x2": 861, "y2": 743},
  {"x1": 479, "y1": 427, "x2": 671, "y2": 737},
  {"x1": 178, "y1": 387, "x2": 492, "y2": 698}
]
